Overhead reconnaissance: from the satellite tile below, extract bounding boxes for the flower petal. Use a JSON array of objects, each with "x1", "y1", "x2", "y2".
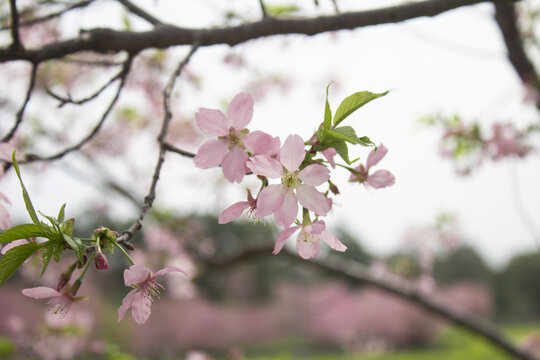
[
  {"x1": 366, "y1": 144, "x2": 388, "y2": 169},
  {"x1": 320, "y1": 230, "x2": 347, "y2": 252},
  {"x1": 0, "y1": 192, "x2": 11, "y2": 205},
  {"x1": 195, "y1": 108, "x2": 229, "y2": 136},
  {"x1": 274, "y1": 190, "x2": 298, "y2": 228},
  {"x1": 304, "y1": 220, "x2": 326, "y2": 235},
  {"x1": 227, "y1": 93, "x2": 253, "y2": 130},
  {"x1": 246, "y1": 155, "x2": 283, "y2": 178},
  {"x1": 1, "y1": 239, "x2": 28, "y2": 254},
  {"x1": 273, "y1": 226, "x2": 299, "y2": 255},
  {"x1": 322, "y1": 148, "x2": 337, "y2": 168},
  {"x1": 298, "y1": 164, "x2": 330, "y2": 186},
  {"x1": 218, "y1": 201, "x2": 251, "y2": 224},
  {"x1": 243, "y1": 131, "x2": 280, "y2": 156},
  {"x1": 280, "y1": 134, "x2": 305, "y2": 173},
  {"x1": 131, "y1": 290, "x2": 152, "y2": 324},
  {"x1": 117, "y1": 289, "x2": 136, "y2": 323},
  {"x1": 124, "y1": 265, "x2": 152, "y2": 286},
  {"x1": 194, "y1": 139, "x2": 228, "y2": 169},
  {"x1": 22, "y1": 287, "x2": 61, "y2": 299},
  {"x1": 221, "y1": 146, "x2": 248, "y2": 183},
  {"x1": 366, "y1": 169, "x2": 395, "y2": 188},
  {"x1": 296, "y1": 184, "x2": 330, "y2": 216},
  {"x1": 296, "y1": 229, "x2": 320, "y2": 259},
  {"x1": 154, "y1": 265, "x2": 186, "y2": 277},
  {"x1": 255, "y1": 184, "x2": 285, "y2": 218},
  {"x1": 0, "y1": 204, "x2": 10, "y2": 230}
]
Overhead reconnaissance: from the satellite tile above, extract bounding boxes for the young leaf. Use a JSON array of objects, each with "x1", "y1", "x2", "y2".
[
  {"x1": 324, "y1": 84, "x2": 332, "y2": 130},
  {"x1": 326, "y1": 140, "x2": 351, "y2": 164},
  {"x1": 357, "y1": 136, "x2": 376, "y2": 147},
  {"x1": 11, "y1": 151, "x2": 41, "y2": 227},
  {"x1": 38, "y1": 243, "x2": 54, "y2": 282},
  {"x1": 0, "y1": 224, "x2": 44, "y2": 244},
  {"x1": 52, "y1": 243, "x2": 64, "y2": 262},
  {"x1": 333, "y1": 90, "x2": 388, "y2": 127},
  {"x1": 62, "y1": 234, "x2": 83, "y2": 262},
  {"x1": 58, "y1": 204, "x2": 66, "y2": 224},
  {"x1": 0, "y1": 242, "x2": 40, "y2": 286},
  {"x1": 60, "y1": 219, "x2": 74, "y2": 237}
]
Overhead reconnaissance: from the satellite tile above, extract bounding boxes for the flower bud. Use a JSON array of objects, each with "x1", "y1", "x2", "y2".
[{"x1": 94, "y1": 250, "x2": 109, "y2": 270}]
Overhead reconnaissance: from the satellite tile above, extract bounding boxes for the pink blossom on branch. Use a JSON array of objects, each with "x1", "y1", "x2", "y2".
[
  {"x1": 117, "y1": 265, "x2": 186, "y2": 324},
  {"x1": 273, "y1": 220, "x2": 347, "y2": 259},
  {"x1": 193, "y1": 93, "x2": 279, "y2": 183},
  {"x1": 218, "y1": 189, "x2": 257, "y2": 224},
  {"x1": 22, "y1": 283, "x2": 87, "y2": 318},
  {"x1": 247, "y1": 134, "x2": 331, "y2": 228},
  {"x1": 349, "y1": 144, "x2": 395, "y2": 189}
]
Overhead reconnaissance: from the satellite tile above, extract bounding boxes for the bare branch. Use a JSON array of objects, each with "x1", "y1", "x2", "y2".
[
  {"x1": 116, "y1": 0, "x2": 162, "y2": 26},
  {"x1": 9, "y1": 0, "x2": 22, "y2": 49},
  {"x1": 199, "y1": 246, "x2": 538, "y2": 360},
  {"x1": 116, "y1": 43, "x2": 199, "y2": 245},
  {"x1": 0, "y1": 0, "x2": 514, "y2": 63},
  {"x1": 23, "y1": 54, "x2": 133, "y2": 162},
  {"x1": 258, "y1": 0, "x2": 268, "y2": 18},
  {"x1": 494, "y1": 3, "x2": 540, "y2": 96},
  {"x1": 45, "y1": 66, "x2": 124, "y2": 107},
  {"x1": 163, "y1": 142, "x2": 195, "y2": 158},
  {"x1": 1, "y1": 63, "x2": 38, "y2": 142},
  {"x1": 0, "y1": 0, "x2": 94, "y2": 31}
]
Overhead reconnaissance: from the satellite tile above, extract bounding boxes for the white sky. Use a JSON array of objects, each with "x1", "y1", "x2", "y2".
[{"x1": 2, "y1": 0, "x2": 539, "y2": 267}]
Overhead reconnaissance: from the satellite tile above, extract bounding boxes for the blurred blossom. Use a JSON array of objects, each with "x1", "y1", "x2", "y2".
[{"x1": 186, "y1": 350, "x2": 213, "y2": 360}]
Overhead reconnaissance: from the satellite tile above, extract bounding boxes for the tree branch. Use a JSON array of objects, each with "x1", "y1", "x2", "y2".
[
  {"x1": 199, "y1": 246, "x2": 538, "y2": 360},
  {"x1": 23, "y1": 54, "x2": 133, "y2": 162},
  {"x1": 494, "y1": 3, "x2": 540, "y2": 96},
  {"x1": 45, "y1": 65, "x2": 124, "y2": 107},
  {"x1": 0, "y1": 0, "x2": 95, "y2": 31},
  {"x1": 163, "y1": 142, "x2": 195, "y2": 158},
  {"x1": 1, "y1": 63, "x2": 37, "y2": 142},
  {"x1": 0, "y1": 0, "x2": 514, "y2": 63},
  {"x1": 9, "y1": 0, "x2": 22, "y2": 49},
  {"x1": 116, "y1": 43, "x2": 199, "y2": 245},
  {"x1": 116, "y1": 0, "x2": 162, "y2": 26}
]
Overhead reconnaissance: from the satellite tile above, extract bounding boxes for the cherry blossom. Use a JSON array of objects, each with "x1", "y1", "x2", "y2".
[
  {"x1": 247, "y1": 134, "x2": 331, "y2": 228},
  {"x1": 273, "y1": 220, "x2": 347, "y2": 259},
  {"x1": 117, "y1": 264, "x2": 186, "y2": 324},
  {"x1": 193, "y1": 93, "x2": 279, "y2": 183},
  {"x1": 22, "y1": 283, "x2": 87, "y2": 318},
  {"x1": 218, "y1": 189, "x2": 257, "y2": 224},
  {"x1": 349, "y1": 144, "x2": 395, "y2": 189},
  {"x1": 0, "y1": 192, "x2": 11, "y2": 230},
  {"x1": 487, "y1": 123, "x2": 531, "y2": 161}
]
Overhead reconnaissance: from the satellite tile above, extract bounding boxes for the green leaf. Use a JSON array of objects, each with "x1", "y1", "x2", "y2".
[
  {"x1": 62, "y1": 234, "x2": 83, "y2": 262},
  {"x1": 0, "y1": 242, "x2": 40, "y2": 286},
  {"x1": 264, "y1": 4, "x2": 299, "y2": 16},
  {"x1": 11, "y1": 151, "x2": 41, "y2": 227},
  {"x1": 0, "y1": 224, "x2": 44, "y2": 244},
  {"x1": 58, "y1": 204, "x2": 66, "y2": 224},
  {"x1": 38, "y1": 243, "x2": 54, "y2": 282},
  {"x1": 357, "y1": 136, "x2": 376, "y2": 147},
  {"x1": 324, "y1": 84, "x2": 332, "y2": 130},
  {"x1": 60, "y1": 219, "x2": 74, "y2": 237},
  {"x1": 39, "y1": 211, "x2": 59, "y2": 227},
  {"x1": 327, "y1": 140, "x2": 351, "y2": 164},
  {"x1": 333, "y1": 90, "x2": 388, "y2": 127},
  {"x1": 52, "y1": 243, "x2": 64, "y2": 262}
]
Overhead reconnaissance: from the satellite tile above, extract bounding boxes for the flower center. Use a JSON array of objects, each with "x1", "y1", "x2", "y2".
[
  {"x1": 281, "y1": 171, "x2": 301, "y2": 189},
  {"x1": 221, "y1": 128, "x2": 249, "y2": 150}
]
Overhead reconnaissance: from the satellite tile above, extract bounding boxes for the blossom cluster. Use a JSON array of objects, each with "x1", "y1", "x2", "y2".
[{"x1": 194, "y1": 92, "x2": 395, "y2": 259}]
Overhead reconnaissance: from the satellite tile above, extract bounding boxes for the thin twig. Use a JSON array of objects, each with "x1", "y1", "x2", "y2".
[
  {"x1": 45, "y1": 66, "x2": 124, "y2": 107},
  {"x1": 258, "y1": 0, "x2": 268, "y2": 18},
  {"x1": 1, "y1": 63, "x2": 37, "y2": 142},
  {"x1": 0, "y1": 0, "x2": 94, "y2": 31},
  {"x1": 24, "y1": 54, "x2": 134, "y2": 162},
  {"x1": 116, "y1": 43, "x2": 199, "y2": 245},
  {"x1": 116, "y1": 0, "x2": 162, "y2": 26},
  {"x1": 59, "y1": 58, "x2": 122, "y2": 67},
  {"x1": 9, "y1": 0, "x2": 22, "y2": 49},
  {"x1": 198, "y1": 246, "x2": 538, "y2": 360},
  {"x1": 163, "y1": 142, "x2": 195, "y2": 158}
]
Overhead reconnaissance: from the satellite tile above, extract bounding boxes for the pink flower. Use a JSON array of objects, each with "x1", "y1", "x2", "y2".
[
  {"x1": 0, "y1": 192, "x2": 11, "y2": 230},
  {"x1": 22, "y1": 283, "x2": 86, "y2": 318},
  {"x1": 487, "y1": 123, "x2": 531, "y2": 161},
  {"x1": 117, "y1": 265, "x2": 186, "y2": 324},
  {"x1": 193, "y1": 93, "x2": 279, "y2": 183},
  {"x1": 322, "y1": 148, "x2": 338, "y2": 168},
  {"x1": 273, "y1": 220, "x2": 347, "y2": 259},
  {"x1": 218, "y1": 189, "x2": 257, "y2": 224},
  {"x1": 247, "y1": 134, "x2": 331, "y2": 228},
  {"x1": 349, "y1": 144, "x2": 395, "y2": 189}
]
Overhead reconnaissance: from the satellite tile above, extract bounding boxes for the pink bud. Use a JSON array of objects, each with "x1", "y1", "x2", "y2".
[{"x1": 94, "y1": 251, "x2": 109, "y2": 270}]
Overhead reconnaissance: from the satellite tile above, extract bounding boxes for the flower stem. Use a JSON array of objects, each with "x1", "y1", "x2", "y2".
[{"x1": 114, "y1": 241, "x2": 136, "y2": 265}]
